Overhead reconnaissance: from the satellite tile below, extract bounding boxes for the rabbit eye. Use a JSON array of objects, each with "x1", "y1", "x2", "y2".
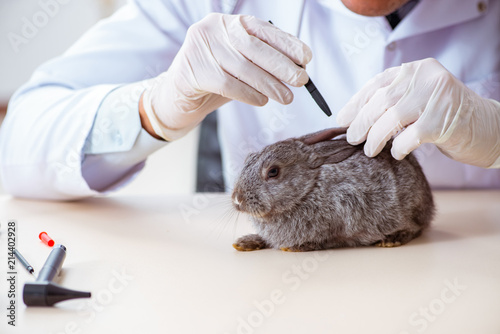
[{"x1": 267, "y1": 166, "x2": 280, "y2": 179}]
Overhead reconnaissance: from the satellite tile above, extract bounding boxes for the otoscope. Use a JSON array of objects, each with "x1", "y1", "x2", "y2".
[{"x1": 23, "y1": 244, "x2": 91, "y2": 306}]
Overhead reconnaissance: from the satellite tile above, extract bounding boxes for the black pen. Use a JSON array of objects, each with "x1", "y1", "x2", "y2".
[
  {"x1": 303, "y1": 78, "x2": 332, "y2": 117},
  {"x1": 14, "y1": 249, "x2": 35, "y2": 276},
  {"x1": 269, "y1": 20, "x2": 332, "y2": 117}
]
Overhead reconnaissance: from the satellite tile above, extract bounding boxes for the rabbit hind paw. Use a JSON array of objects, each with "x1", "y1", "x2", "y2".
[
  {"x1": 375, "y1": 229, "x2": 422, "y2": 248},
  {"x1": 375, "y1": 240, "x2": 402, "y2": 248},
  {"x1": 233, "y1": 234, "x2": 268, "y2": 251}
]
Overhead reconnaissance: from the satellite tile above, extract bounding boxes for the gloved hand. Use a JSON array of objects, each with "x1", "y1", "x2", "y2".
[
  {"x1": 141, "y1": 13, "x2": 312, "y2": 141},
  {"x1": 337, "y1": 58, "x2": 500, "y2": 168}
]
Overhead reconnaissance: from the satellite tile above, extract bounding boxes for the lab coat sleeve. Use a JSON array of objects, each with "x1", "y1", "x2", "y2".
[{"x1": 0, "y1": 0, "x2": 211, "y2": 200}]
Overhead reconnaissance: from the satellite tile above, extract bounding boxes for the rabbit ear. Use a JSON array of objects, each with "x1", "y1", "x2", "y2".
[
  {"x1": 301, "y1": 127, "x2": 348, "y2": 145},
  {"x1": 306, "y1": 140, "x2": 359, "y2": 168}
]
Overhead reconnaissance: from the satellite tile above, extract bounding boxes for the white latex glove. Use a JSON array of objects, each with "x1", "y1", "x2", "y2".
[
  {"x1": 337, "y1": 58, "x2": 500, "y2": 168},
  {"x1": 142, "y1": 13, "x2": 312, "y2": 141}
]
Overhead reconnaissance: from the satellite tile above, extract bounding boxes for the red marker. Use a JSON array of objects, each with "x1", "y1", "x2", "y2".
[{"x1": 39, "y1": 232, "x2": 55, "y2": 247}]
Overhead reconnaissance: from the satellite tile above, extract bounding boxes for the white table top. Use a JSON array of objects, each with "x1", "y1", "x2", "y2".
[{"x1": 1, "y1": 191, "x2": 500, "y2": 334}]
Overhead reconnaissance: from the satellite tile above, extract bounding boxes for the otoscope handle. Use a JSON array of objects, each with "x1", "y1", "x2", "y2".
[{"x1": 37, "y1": 244, "x2": 66, "y2": 282}]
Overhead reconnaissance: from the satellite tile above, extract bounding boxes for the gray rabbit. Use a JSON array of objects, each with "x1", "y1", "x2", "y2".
[{"x1": 232, "y1": 127, "x2": 435, "y2": 251}]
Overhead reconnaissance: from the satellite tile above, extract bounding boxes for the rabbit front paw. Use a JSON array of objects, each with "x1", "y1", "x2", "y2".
[
  {"x1": 280, "y1": 247, "x2": 305, "y2": 252},
  {"x1": 233, "y1": 234, "x2": 268, "y2": 251}
]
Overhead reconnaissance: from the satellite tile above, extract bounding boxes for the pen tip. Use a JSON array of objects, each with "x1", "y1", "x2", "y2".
[{"x1": 321, "y1": 104, "x2": 332, "y2": 117}]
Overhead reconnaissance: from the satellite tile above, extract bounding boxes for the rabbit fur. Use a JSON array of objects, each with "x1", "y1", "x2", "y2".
[{"x1": 232, "y1": 127, "x2": 435, "y2": 252}]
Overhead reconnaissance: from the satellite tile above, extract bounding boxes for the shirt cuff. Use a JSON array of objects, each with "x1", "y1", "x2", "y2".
[
  {"x1": 83, "y1": 83, "x2": 145, "y2": 154},
  {"x1": 82, "y1": 81, "x2": 168, "y2": 192},
  {"x1": 82, "y1": 128, "x2": 167, "y2": 192}
]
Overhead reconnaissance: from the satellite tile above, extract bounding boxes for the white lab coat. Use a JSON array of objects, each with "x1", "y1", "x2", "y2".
[{"x1": 0, "y1": 0, "x2": 499, "y2": 200}]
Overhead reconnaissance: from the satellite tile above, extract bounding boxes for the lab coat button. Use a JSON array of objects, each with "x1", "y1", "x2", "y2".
[
  {"x1": 387, "y1": 42, "x2": 397, "y2": 51},
  {"x1": 477, "y1": 1, "x2": 487, "y2": 13},
  {"x1": 115, "y1": 131, "x2": 123, "y2": 146}
]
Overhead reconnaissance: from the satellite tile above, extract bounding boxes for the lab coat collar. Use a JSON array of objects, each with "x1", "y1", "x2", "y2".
[
  {"x1": 388, "y1": 0, "x2": 489, "y2": 43},
  {"x1": 317, "y1": 0, "x2": 489, "y2": 43}
]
